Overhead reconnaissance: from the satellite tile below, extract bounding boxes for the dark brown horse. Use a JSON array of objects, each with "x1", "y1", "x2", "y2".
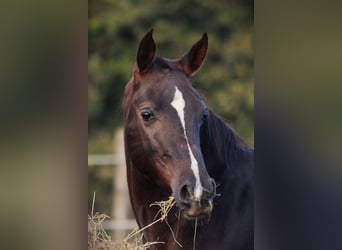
[{"x1": 123, "y1": 29, "x2": 253, "y2": 250}]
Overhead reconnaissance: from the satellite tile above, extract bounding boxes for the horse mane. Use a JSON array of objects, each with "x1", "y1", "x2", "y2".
[{"x1": 200, "y1": 111, "x2": 253, "y2": 180}]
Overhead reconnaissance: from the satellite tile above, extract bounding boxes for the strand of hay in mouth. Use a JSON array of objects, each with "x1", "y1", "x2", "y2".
[
  {"x1": 124, "y1": 196, "x2": 181, "y2": 247},
  {"x1": 150, "y1": 197, "x2": 182, "y2": 247},
  {"x1": 192, "y1": 217, "x2": 198, "y2": 250},
  {"x1": 150, "y1": 196, "x2": 176, "y2": 222}
]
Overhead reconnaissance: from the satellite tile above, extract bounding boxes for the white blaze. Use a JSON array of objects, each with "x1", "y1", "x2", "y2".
[{"x1": 170, "y1": 86, "x2": 203, "y2": 199}]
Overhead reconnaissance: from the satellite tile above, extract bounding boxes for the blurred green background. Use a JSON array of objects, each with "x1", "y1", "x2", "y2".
[{"x1": 88, "y1": 0, "x2": 254, "y2": 214}]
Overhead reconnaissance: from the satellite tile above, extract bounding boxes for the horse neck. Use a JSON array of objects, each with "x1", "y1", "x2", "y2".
[{"x1": 200, "y1": 111, "x2": 253, "y2": 183}]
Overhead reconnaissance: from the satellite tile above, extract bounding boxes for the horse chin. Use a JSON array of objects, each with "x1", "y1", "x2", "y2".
[
  {"x1": 183, "y1": 212, "x2": 210, "y2": 222},
  {"x1": 181, "y1": 201, "x2": 213, "y2": 222}
]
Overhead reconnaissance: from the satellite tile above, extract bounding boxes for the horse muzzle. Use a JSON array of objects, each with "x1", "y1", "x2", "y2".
[
  {"x1": 182, "y1": 198, "x2": 213, "y2": 221},
  {"x1": 175, "y1": 178, "x2": 216, "y2": 221}
]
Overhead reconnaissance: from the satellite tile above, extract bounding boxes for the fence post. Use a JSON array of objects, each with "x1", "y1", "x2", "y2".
[{"x1": 112, "y1": 128, "x2": 133, "y2": 240}]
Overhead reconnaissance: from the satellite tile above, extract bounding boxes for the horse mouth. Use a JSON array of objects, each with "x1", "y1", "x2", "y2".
[
  {"x1": 183, "y1": 212, "x2": 210, "y2": 221},
  {"x1": 181, "y1": 200, "x2": 213, "y2": 221}
]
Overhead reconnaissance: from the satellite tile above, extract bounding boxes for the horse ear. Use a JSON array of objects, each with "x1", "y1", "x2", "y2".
[
  {"x1": 179, "y1": 32, "x2": 208, "y2": 76},
  {"x1": 136, "y1": 28, "x2": 156, "y2": 74}
]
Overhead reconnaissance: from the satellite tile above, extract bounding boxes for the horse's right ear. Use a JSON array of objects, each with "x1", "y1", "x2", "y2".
[
  {"x1": 178, "y1": 32, "x2": 208, "y2": 76},
  {"x1": 136, "y1": 28, "x2": 156, "y2": 74}
]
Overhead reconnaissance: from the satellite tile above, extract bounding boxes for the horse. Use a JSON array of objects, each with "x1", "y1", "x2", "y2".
[{"x1": 123, "y1": 29, "x2": 254, "y2": 250}]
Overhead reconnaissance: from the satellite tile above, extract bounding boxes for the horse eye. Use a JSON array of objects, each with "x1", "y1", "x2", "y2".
[{"x1": 141, "y1": 109, "x2": 154, "y2": 121}]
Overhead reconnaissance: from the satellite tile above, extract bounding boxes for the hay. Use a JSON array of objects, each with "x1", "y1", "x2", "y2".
[
  {"x1": 192, "y1": 217, "x2": 198, "y2": 250},
  {"x1": 88, "y1": 193, "x2": 178, "y2": 249},
  {"x1": 88, "y1": 193, "x2": 115, "y2": 249}
]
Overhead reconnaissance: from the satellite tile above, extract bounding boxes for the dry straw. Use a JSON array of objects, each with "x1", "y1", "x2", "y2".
[{"x1": 88, "y1": 193, "x2": 178, "y2": 250}]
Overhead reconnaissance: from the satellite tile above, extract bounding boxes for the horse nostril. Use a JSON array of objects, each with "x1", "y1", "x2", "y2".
[{"x1": 179, "y1": 184, "x2": 193, "y2": 206}]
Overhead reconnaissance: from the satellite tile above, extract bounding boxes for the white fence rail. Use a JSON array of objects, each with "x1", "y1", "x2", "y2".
[
  {"x1": 88, "y1": 154, "x2": 120, "y2": 166},
  {"x1": 102, "y1": 219, "x2": 137, "y2": 230}
]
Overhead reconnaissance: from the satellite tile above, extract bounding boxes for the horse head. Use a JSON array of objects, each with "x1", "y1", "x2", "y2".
[{"x1": 124, "y1": 29, "x2": 216, "y2": 220}]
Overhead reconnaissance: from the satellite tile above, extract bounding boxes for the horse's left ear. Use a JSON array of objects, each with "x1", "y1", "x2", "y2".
[
  {"x1": 178, "y1": 32, "x2": 208, "y2": 76},
  {"x1": 136, "y1": 28, "x2": 156, "y2": 74}
]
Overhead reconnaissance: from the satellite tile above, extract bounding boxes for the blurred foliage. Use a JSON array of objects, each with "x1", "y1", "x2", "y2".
[{"x1": 88, "y1": 0, "x2": 254, "y2": 148}]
